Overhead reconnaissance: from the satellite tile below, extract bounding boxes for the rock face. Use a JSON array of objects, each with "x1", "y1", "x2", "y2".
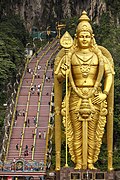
[{"x1": 11, "y1": 0, "x2": 106, "y2": 31}]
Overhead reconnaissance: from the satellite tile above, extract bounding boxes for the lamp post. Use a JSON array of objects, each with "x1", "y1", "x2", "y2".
[{"x1": 56, "y1": 23, "x2": 66, "y2": 38}]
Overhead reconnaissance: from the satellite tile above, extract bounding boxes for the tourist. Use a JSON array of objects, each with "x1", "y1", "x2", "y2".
[
  {"x1": 33, "y1": 116, "x2": 37, "y2": 125},
  {"x1": 25, "y1": 145, "x2": 28, "y2": 150},
  {"x1": 43, "y1": 131, "x2": 46, "y2": 139},
  {"x1": 38, "y1": 65, "x2": 41, "y2": 70},
  {"x1": 24, "y1": 149, "x2": 29, "y2": 156},
  {"x1": 16, "y1": 143, "x2": 19, "y2": 150},
  {"x1": 27, "y1": 118, "x2": 30, "y2": 127},
  {"x1": 37, "y1": 89, "x2": 40, "y2": 96},
  {"x1": 20, "y1": 131, "x2": 23, "y2": 138},
  {"x1": 38, "y1": 84, "x2": 41, "y2": 89},
  {"x1": 18, "y1": 110, "x2": 22, "y2": 116},
  {"x1": 34, "y1": 84, "x2": 36, "y2": 89},
  {"x1": 48, "y1": 76, "x2": 50, "y2": 82},
  {"x1": 31, "y1": 86, "x2": 35, "y2": 94},
  {"x1": 13, "y1": 158, "x2": 16, "y2": 163},
  {"x1": 23, "y1": 109, "x2": 25, "y2": 116},
  {"x1": 45, "y1": 76, "x2": 48, "y2": 81},
  {"x1": 39, "y1": 131, "x2": 41, "y2": 139},
  {"x1": 38, "y1": 73, "x2": 40, "y2": 78},
  {"x1": 32, "y1": 130, "x2": 35, "y2": 138},
  {"x1": 15, "y1": 110, "x2": 18, "y2": 120},
  {"x1": 28, "y1": 68, "x2": 31, "y2": 73},
  {"x1": 31, "y1": 145, "x2": 34, "y2": 152}
]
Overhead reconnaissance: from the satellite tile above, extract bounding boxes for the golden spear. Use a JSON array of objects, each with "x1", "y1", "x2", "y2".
[{"x1": 60, "y1": 31, "x2": 73, "y2": 167}]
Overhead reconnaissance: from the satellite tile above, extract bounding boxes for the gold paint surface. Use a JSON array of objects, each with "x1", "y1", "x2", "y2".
[{"x1": 54, "y1": 11, "x2": 114, "y2": 171}]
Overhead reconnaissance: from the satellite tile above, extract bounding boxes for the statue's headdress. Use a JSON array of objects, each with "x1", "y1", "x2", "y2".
[{"x1": 76, "y1": 11, "x2": 93, "y2": 35}]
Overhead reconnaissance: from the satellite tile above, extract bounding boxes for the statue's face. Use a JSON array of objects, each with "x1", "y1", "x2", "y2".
[{"x1": 78, "y1": 31, "x2": 91, "y2": 49}]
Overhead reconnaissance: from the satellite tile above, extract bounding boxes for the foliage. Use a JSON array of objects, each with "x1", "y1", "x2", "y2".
[
  {"x1": 33, "y1": 39, "x2": 48, "y2": 50},
  {"x1": 61, "y1": 16, "x2": 78, "y2": 36},
  {"x1": 0, "y1": 15, "x2": 29, "y2": 46},
  {"x1": 105, "y1": 0, "x2": 120, "y2": 18},
  {"x1": 0, "y1": 15, "x2": 29, "y2": 91},
  {"x1": 0, "y1": 14, "x2": 29, "y2": 140},
  {"x1": 92, "y1": 14, "x2": 120, "y2": 169},
  {"x1": 0, "y1": 0, "x2": 23, "y2": 20}
]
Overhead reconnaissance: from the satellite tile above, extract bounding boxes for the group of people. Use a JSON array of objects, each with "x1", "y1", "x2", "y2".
[
  {"x1": 24, "y1": 145, "x2": 29, "y2": 156},
  {"x1": 16, "y1": 143, "x2": 34, "y2": 156},
  {"x1": 14, "y1": 109, "x2": 26, "y2": 126},
  {"x1": 45, "y1": 75, "x2": 51, "y2": 82},
  {"x1": 24, "y1": 144, "x2": 35, "y2": 156},
  {"x1": 27, "y1": 67, "x2": 33, "y2": 74},
  {"x1": 38, "y1": 131, "x2": 46, "y2": 139},
  {"x1": 24, "y1": 116, "x2": 38, "y2": 127},
  {"x1": 25, "y1": 118, "x2": 30, "y2": 127},
  {"x1": 16, "y1": 109, "x2": 25, "y2": 117},
  {"x1": 13, "y1": 33, "x2": 54, "y2": 164},
  {"x1": 30, "y1": 84, "x2": 41, "y2": 96},
  {"x1": 32, "y1": 130, "x2": 46, "y2": 139},
  {"x1": 27, "y1": 64, "x2": 42, "y2": 77}
]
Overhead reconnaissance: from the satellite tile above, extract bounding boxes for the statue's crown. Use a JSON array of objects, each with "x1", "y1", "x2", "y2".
[
  {"x1": 76, "y1": 11, "x2": 93, "y2": 34},
  {"x1": 79, "y1": 11, "x2": 90, "y2": 22}
]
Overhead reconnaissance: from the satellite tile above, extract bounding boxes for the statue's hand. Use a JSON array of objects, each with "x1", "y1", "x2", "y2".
[
  {"x1": 92, "y1": 92, "x2": 107, "y2": 104},
  {"x1": 61, "y1": 63, "x2": 69, "y2": 76}
]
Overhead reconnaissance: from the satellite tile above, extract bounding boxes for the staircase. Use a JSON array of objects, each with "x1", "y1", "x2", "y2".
[{"x1": 5, "y1": 38, "x2": 59, "y2": 171}]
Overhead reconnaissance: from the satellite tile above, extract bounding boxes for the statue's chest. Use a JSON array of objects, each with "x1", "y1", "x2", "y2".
[{"x1": 71, "y1": 54, "x2": 98, "y2": 78}]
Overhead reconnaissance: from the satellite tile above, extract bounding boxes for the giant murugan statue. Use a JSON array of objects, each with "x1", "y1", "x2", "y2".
[{"x1": 54, "y1": 11, "x2": 114, "y2": 170}]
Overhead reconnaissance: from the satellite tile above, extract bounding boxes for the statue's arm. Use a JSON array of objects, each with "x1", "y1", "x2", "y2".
[
  {"x1": 54, "y1": 46, "x2": 75, "y2": 83},
  {"x1": 54, "y1": 47, "x2": 66, "y2": 82},
  {"x1": 92, "y1": 56, "x2": 113, "y2": 104},
  {"x1": 54, "y1": 55, "x2": 66, "y2": 82},
  {"x1": 103, "y1": 58, "x2": 113, "y2": 95}
]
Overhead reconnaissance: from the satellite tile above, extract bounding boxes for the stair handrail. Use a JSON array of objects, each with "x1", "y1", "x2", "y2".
[
  {"x1": 32, "y1": 40, "x2": 59, "y2": 160},
  {"x1": 18, "y1": 41, "x2": 55, "y2": 157},
  {"x1": 32, "y1": 41, "x2": 60, "y2": 162},
  {"x1": 44, "y1": 86, "x2": 54, "y2": 167},
  {"x1": 19, "y1": 51, "x2": 47, "y2": 157},
  {"x1": 5, "y1": 57, "x2": 30, "y2": 161}
]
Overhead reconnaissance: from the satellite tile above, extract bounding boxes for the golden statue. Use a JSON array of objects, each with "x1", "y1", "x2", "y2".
[{"x1": 54, "y1": 11, "x2": 114, "y2": 170}]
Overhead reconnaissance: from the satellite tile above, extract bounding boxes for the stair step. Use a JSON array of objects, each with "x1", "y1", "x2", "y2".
[{"x1": 7, "y1": 40, "x2": 58, "y2": 163}]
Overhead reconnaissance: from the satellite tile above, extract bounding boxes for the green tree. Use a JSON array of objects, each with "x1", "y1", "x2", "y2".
[{"x1": 0, "y1": 14, "x2": 29, "y2": 145}]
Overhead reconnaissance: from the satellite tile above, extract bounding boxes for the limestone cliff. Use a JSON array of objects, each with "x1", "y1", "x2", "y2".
[{"x1": 4, "y1": 0, "x2": 107, "y2": 32}]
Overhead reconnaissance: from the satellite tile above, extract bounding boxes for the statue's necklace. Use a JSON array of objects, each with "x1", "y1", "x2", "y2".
[
  {"x1": 78, "y1": 53, "x2": 93, "y2": 62},
  {"x1": 78, "y1": 55, "x2": 93, "y2": 78}
]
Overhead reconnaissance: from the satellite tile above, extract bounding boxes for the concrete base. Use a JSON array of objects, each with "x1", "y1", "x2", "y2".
[{"x1": 55, "y1": 167, "x2": 119, "y2": 180}]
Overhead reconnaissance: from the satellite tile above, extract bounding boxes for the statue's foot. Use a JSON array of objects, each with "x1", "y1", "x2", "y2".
[
  {"x1": 88, "y1": 163, "x2": 97, "y2": 170},
  {"x1": 74, "y1": 164, "x2": 82, "y2": 170}
]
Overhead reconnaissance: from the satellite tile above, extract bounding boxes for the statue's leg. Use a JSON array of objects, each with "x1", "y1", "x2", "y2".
[
  {"x1": 88, "y1": 111, "x2": 99, "y2": 169},
  {"x1": 93, "y1": 107, "x2": 107, "y2": 163},
  {"x1": 70, "y1": 110, "x2": 82, "y2": 169},
  {"x1": 88, "y1": 101, "x2": 107, "y2": 169}
]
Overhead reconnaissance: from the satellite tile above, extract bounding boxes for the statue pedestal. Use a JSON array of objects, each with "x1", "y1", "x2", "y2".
[{"x1": 55, "y1": 167, "x2": 116, "y2": 180}]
